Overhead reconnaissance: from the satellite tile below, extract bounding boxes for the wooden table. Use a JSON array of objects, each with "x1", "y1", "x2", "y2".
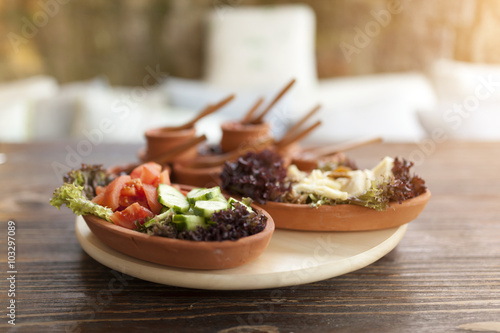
[{"x1": 1, "y1": 141, "x2": 499, "y2": 333}]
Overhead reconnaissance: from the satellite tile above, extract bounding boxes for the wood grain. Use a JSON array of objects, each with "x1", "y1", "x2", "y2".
[{"x1": 0, "y1": 141, "x2": 499, "y2": 332}]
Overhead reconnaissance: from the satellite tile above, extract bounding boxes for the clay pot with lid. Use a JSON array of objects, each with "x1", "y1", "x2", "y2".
[{"x1": 143, "y1": 126, "x2": 198, "y2": 162}]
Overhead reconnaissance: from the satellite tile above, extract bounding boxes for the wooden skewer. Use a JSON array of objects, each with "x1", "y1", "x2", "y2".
[
  {"x1": 188, "y1": 137, "x2": 274, "y2": 168},
  {"x1": 169, "y1": 94, "x2": 235, "y2": 131},
  {"x1": 280, "y1": 104, "x2": 321, "y2": 142},
  {"x1": 301, "y1": 136, "x2": 383, "y2": 159},
  {"x1": 275, "y1": 120, "x2": 322, "y2": 151},
  {"x1": 249, "y1": 79, "x2": 296, "y2": 124},
  {"x1": 241, "y1": 97, "x2": 264, "y2": 123},
  {"x1": 150, "y1": 135, "x2": 207, "y2": 165}
]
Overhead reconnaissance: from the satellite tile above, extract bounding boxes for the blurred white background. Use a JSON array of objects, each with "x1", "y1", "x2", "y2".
[{"x1": 1, "y1": 1, "x2": 500, "y2": 144}]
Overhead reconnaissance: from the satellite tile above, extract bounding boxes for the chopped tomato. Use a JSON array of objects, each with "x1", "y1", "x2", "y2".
[
  {"x1": 95, "y1": 186, "x2": 105, "y2": 196},
  {"x1": 159, "y1": 169, "x2": 171, "y2": 185},
  {"x1": 110, "y1": 202, "x2": 154, "y2": 229},
  {"x1": 94, "y1": 162, "x2": 171, "y2": 229},
  {"x1": 102, "y1": 175, "x2": 131, "y2": 211},
  {"x1": 118, "y1": 178, "x2": 148, "y2": 209},
  {"x1": 91, "y1": 192, "x2": 105, "y2": 205},
  {"x1": 130, "y1": 162, "x2": 162, "y2": 186},
  {"x1": 143, "y1": 184, "x2": 162, "y2": 214}
]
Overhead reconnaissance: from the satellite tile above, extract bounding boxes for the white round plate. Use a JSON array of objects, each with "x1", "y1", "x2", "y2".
[{"x1": 75, "y1": 216, "x2": 407, "y2": 290}]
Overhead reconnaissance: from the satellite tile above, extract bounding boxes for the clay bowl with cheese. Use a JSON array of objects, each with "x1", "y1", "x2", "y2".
[{"x1": 254, "y1": 190, "x2": 430, "y2": 231}]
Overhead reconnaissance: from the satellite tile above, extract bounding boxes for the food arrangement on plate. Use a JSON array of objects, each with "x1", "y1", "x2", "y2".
[
  {"x1": 50, "y1": 79, "x2": 430, "y2": 274},
  {"x1": 220, "y1": 150, "x2": 430, "y2": 231},
  {"x1": 50, "y1": 162, "x2": 274, "y2": 269}
]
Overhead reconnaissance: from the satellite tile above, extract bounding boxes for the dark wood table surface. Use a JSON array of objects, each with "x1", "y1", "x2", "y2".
[{"x1": 1, "y1": 141, "x2": 499, "y2": 333}]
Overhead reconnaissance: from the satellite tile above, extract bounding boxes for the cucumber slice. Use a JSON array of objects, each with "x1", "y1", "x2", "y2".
[
  {"x1": 187, "y1": 187, "x2": 223, "y2": 203},
  {"x1": 157, "y1": 184, "x2": 190, "y2": 213},
  {"x1": 186, "y1": 188, "x2": 203, "y2": 204},
  {"x1": 172, "y1": 214, "x2": 205, "y2": 231},
  {"x1": 228, "y1": 197, "x2": 253, "y2": 212},
  {"x1": 210, "y1": 192, "x2": 228, "y2": 204},
  {"x1": 193, "y1": 200, "x2": 229, "y2": 218}
]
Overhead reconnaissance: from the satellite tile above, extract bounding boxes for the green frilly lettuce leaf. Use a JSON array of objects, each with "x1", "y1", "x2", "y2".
[{"x1": 50, "y1": 183, "x2": 112, "y2": 222}]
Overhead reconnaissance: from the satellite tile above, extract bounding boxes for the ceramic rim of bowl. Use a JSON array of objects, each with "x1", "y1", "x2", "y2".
[
  {"x1": 145, "y1": 126, "x2": 196, "y2": 138},
  {"x1": 220, "y1": 121, "x2": 270, "y2": 133},
  {"x1": 254, "y1": 190, "x2": 431, "y2": 231}
]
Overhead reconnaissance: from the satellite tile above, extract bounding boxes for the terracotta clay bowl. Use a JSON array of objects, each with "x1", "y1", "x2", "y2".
[
  {"x1": 144, "y1": 126, "x2": 198, "y2": 162},
  {"x1": 82, "y1": 188, "x2": 275, "y2": 270},
  {"x1": 172, "y1": 162, "x2": 223, "y2": 188},
  {"x1": 276, "y1": 142, "x2": 301, "y2": 159},
  {"x1": 254, "y1": 190, "x2": 431, "y2": 232},
  {"x1": 220, "y1": 121, "x2": 272, "y2": 153}
]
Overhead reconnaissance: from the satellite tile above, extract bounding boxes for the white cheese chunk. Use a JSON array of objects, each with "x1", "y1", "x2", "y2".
[
  {"x1": 293, "y1": 183, "x2": 349, "y2": 200},
  {"x1": 291, "y1": 168, "x2": 347, "y2": 200},
  {"x1": 287, "y1": 164, "x2": 307, "y2": 182},
  {"x1": 287, "y1": 156, "x2": 395, "y2": 201},
  {"x1": 371, "y1": 156, "x2": 394, "y2": 182},
  {"x1": 342, "y1": 170, "x2": 374, "y2": 196}
]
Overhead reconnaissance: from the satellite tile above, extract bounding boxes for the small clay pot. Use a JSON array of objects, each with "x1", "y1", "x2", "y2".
[
  {"x1": 83, "y1": 187, "x2": 275, "y2": 270},
  {"x1": 276, "y1": 142, "x2": 301, "y2": 160},
  {"x1": 220, "y1": 121, "x2": 272, "y2": 153},
  {"x1": 172, "y1": 162, "x2": 223, "y2": 188},
  {"x1": 144, "y1": 126, "x2": 198, "y2": 162},
  {"x1": 255, "y1": 190, "x2": 431, "y2": 231}
]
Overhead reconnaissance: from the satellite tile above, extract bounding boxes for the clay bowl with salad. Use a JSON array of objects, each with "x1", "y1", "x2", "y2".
[
  {"x1": 50, "y1": 162, "x2": 274, "y2": 270},
  {"x1": 220, "y1": 150, "x2": 431, "y2": 232}
]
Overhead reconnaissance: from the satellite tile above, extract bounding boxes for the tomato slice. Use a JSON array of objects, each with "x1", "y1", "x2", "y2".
[
  {"x1": 130, "y1": 162, "x2": 162, "y2": 186},
  {"x1": 91, "y1": 192, "x2": 105, "y2": 205},
  {"x1": 102, "y1": 175, "x2": 131, "y2": 211},
  {"x1": 110, "y1": 202, "x2": 154, "y2": 229},
  {"x1": 143, "y1": 184, "x2": 162, "y2": 215},
  {"x1": 159, "y1": 169, "x2": 171, "y2": 185},
  {"x1": 95, "y1": 186, "x2": 106, "y2": 196}
]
